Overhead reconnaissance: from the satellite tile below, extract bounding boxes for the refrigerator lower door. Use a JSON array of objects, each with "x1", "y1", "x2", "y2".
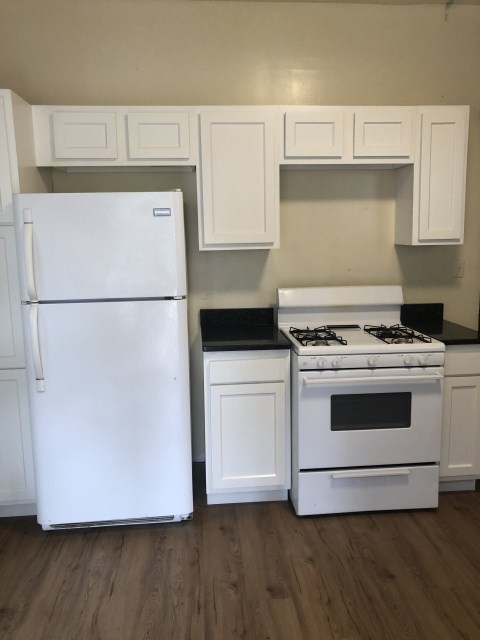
[{"x1": 22, "y1": 299, "x2": 192, "y2": 529}]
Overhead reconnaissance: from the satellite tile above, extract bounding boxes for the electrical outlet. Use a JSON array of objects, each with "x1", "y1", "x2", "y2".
[{"x1": 452, "y1": 259, "x2": 465, "y2": 278}]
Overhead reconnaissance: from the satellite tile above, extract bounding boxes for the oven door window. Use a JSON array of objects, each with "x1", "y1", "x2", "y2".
[{"x1": 331, "y1": 392, "x2": 412, "y2": 431}]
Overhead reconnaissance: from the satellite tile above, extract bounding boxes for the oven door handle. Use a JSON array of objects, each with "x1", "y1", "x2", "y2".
[
  {"x1": 331, "y1": 468, "x2": 411, "y2": 480},
  {"x1": 303, "y1": 373, "x2": 443, "y2": 385}
]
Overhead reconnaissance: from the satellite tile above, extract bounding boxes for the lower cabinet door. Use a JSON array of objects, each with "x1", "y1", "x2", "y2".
[
  {"x1": 0, "y1": 369, "x2": 35, "y2": 504},
  {"x1": 440, "y1": 375, "x2": 480, "y2": 478},
  {"x1": 210, "y1": 382, "x2": 286, "y2": 491}
]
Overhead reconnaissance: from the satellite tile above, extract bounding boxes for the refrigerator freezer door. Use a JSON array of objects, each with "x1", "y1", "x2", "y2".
[
  {"x1": 14, "y1": 191, "x2": 187, "y2": 302},
  {"x1": 22, "y1": 299, "x2": 193, "y2": 527}
]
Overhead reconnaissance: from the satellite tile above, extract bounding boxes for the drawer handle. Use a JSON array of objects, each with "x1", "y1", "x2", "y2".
[
  {"x1": 303, "y1": 374, "x2": 442, "y2": 385},
  {"x1": 332, "y1": 468, "x2": 411, "y2": 480}
]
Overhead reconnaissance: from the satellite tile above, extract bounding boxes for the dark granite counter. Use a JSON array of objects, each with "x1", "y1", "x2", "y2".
[
  {"x1": 200, "y1": 307, "x2": 291, "y2": 352},
  {"x1": 401, "y1": 303, "x2": 480, "y2": 346}
]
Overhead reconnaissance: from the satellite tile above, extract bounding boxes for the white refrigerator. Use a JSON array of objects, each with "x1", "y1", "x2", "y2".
[{"x1": 13, "y1": 191, "x2": 193, "y2": 530}]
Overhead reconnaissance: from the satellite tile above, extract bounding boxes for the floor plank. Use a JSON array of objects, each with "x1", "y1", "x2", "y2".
[{"x1": 1, "y1": 467, "x2": 480, "y2": 640}]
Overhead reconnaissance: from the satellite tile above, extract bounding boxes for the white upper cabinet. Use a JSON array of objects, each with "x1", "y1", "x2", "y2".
[
  {"x1": 417, "y1": 107, "x2": 468, "y2": 243},
  {"x1": 33, "y1": 106, "x2": 196, "y2": 166},
  {"x1": 28, "y1": 100, "x2": 470, "y2": 248},
  {"x1": 282, "y1": 106, "x2": 414, "y2": 164},
  {"x1": 0, "y1": 95, "x2": 14, "y2": 224},
  {"x1": 126, "y1": 111, "x2": 190, "y2": 160},
  {"x1": 395, "y1": 105, "x2": 469, "y2": 245},
  {"x1": 198, "y1": 109, "x2": 279, "y2": 250},
  {"x1": 284, "y1": 109, "x2": 345, "y2": 159},
  {"x1": 353, "y1": 107, "x2": 413, "y2": 159},
  {"x1": 0, "y1": 91, "x2": 20, "y2": 225},
  {"x1": 51, "y1": 110, "x2": 118, "y2": 160}
]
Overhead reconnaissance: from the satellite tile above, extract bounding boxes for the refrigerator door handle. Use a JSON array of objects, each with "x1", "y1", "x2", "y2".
[
  {"x1": 23, "y1": 208, "x2": 38, "y2": 302},
  {"x1": 29, "y1": 303, "x2": 45, "y2": 392}
]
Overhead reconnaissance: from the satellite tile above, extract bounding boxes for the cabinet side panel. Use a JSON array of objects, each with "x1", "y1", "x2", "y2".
[{"x1": 0, "y1": 96, "x2": 14, "y2": 223}]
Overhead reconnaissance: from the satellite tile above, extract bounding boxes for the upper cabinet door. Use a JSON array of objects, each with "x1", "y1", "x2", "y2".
[
  {"x1": 33, "y1": 106, "x2": 197, "y2": 167},
  {"x1": 353, "y1": 107, "x2": 413, "y2": 159},
  {"x1": 417, "y1": 107, "x2": 469, "y2": 243},
  {"x1": 198, "y1": 110, "x2": 279, "y2": 250},
  {"x1": 126, "y1": 111, "x2": 190, "y2": 160},
  {"x1": 52, "y1": 110, "x2": 118, "y2": 160},
  {"x1": 0, "y1": 95, "x2": 13, "y2": 224},
  {"x1": 284, "y1": 110, "x2": 345, "y2": 159}
]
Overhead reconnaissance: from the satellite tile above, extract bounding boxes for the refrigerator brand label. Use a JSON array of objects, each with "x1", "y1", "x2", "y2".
[{"x1": 153, "y1": 208, "x2": 172, "y2": 217}]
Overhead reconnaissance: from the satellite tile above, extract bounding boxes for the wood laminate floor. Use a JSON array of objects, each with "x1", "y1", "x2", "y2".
[{"x1": 1, "y1": 466, "x2": 480, "y2": 640}]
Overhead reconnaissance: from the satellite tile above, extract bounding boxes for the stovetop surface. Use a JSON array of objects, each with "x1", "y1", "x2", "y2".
[
  {"x1": 280, "y1": 324, "x2": 445, "y2": 355},
  {"x1": 277, "y1": 286, "x2": 446, "y2": 356}
]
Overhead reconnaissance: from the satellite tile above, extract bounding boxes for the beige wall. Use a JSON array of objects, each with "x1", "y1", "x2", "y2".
[{"x1": 1, "y1": 0, "x2": 479, "y2": 458}]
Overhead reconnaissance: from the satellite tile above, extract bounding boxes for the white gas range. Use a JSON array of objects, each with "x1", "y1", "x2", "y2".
[{"x1": 278, "y1": 286, "x2": 445, "y2": 516}]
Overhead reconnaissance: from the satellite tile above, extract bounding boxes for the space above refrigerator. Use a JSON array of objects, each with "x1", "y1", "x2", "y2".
[{"x1": 13, "y1": 191, "x2": 193, "y2": 530}]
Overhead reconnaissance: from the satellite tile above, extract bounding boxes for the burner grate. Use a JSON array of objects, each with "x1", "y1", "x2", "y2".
[
  {"x1": 289, "y1": 326, "x2": 348, "y2": 347},
  {"x1": 364, "y1": 324, "x2": 432, "y2": 345}
]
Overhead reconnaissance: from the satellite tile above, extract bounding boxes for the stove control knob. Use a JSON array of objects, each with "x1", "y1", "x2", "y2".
[
  {"x1": 316, "y1": 357, "x2": 327, "y2": 369},
  {"x1": 404, "y1": 355, "x2": 415, "y2": 366},
  {"x1": 418, "y1": 355, "x2": 428, "y2": 366},
  {"x1": 367, "y1": 356, "x2": 378, "y2": 367},
  {"x1": 332, "y1": 357, "x2": 342, "y2": 368}
]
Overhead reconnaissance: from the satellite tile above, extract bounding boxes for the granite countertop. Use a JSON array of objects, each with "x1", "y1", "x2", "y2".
[
  {"x1": 401, "y1": 303, "x2": 480, "y2": 346},
  {"x1": 200, "y1": 307, "x2": 291, "y2": 352}
]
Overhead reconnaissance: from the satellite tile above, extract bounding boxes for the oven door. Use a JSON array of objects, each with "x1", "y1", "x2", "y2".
[{"x1": 297, "y1": 367, "x2": 443, "y2": 469}]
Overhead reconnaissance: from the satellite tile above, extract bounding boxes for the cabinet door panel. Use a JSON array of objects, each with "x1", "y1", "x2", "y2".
[
  {"x1": 199, "y1": 111, "x2": 277, "y2": 248},
  {"x1": 126, "y1": 111, "x2": 190, "y2": 160},
  {"x1": 210, "y1": 382, "x2": 286, "y2": 490},
  {"x1": 418, "y1": 108, "x2": 467, "y2": 242},
  {"x1": 52, "y1": 111, "x2": 118, "y2": 160},
  {"x1": 0, "y1": 369, "x2": 35, "y2": 504},
  {"x1": 440, "y1": 376, "x2": 480, "y2": 477},
  {"x1": 284, "y1": 110, "x2": 344, "y2": 158},
  {"x1": 354, "y1": 108, "x2": 413, "y2": 158}
]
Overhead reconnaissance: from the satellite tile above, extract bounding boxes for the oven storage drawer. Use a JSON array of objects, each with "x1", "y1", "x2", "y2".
[{"x1": 294, "y1": 465, "x2": 439, "y2": 515}]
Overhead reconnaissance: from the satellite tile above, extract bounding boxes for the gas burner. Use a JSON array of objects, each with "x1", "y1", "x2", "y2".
[
  {"x1": 289, "y1": 326, "x2": 348, "y2": 347},
  {"x1": 364, "y1": 324, "x2": 432, "y2": 345}
]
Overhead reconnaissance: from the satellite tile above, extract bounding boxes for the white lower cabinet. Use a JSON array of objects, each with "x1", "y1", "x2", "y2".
[
  {"x1": 203, "y1": 350, "x2": 290, "y2": 504},
  {"x1": 0, "y1": 369, "x2": 35, "y2": 506},
  {"x1": 440, "y1": 345, "x2": 480, "y2": 491},
  {"x1": 0, "y1": 90, "x2": 39, "y2": 515}
]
